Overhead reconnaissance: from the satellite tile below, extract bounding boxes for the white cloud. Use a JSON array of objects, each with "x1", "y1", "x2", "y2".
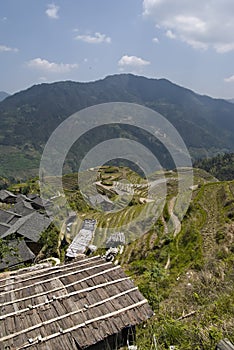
[
  {"x1": 27, "y1": 58, "x2": 78, "y2": 73},
  {"x1": 224, "y1": 75, "x2": 234, "y2": 83},
  {"x1": 215, "y1": 43, "x2": 234, "y2": 54},
  {"x1": 0, "y1": 45, "x2": 18, "y2": 52},
  {"x1": 165, "y1": 30, "x2": 176, "y2": 39},
  {"x1": 46, "y1": 4, "x2": 59, "y2": 19},
  {"x1": 143, "y1": 0, "x2": 234, "y2": 53},
  {"x1": 75, "y1": 32, "x2": 111, "y2": 44},
  {"x1": 152, "y1": 37, "x2": 159, "y2": 43},
  {"x1": 118, "y1": 55, "x2": 150, "y2": 67}
]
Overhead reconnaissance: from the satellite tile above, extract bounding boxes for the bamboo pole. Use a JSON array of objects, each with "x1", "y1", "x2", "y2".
[
  {"x1": 0, "y1": 260, "x2": 112, "y2": 297},
  {"x1": 0, "y1": 256, "x2": 101, "y2": 288},
  {"x1": 14, "y1": 300, "x2": 148, "y2": 350},
  {"x1": 0, "y1": 266, "x2": 125, "y2": 307}
]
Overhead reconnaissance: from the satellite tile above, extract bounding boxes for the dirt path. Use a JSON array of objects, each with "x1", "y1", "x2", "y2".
[
  {"x1": 168, "y1": 196, "x2": 181, "y2": 237},
  {"x1": 199, "y1": 185, "x2": 220, "y2": 261}
]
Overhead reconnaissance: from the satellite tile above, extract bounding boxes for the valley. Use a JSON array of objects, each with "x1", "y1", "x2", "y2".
[{"x1": 1, "y1": 164, "x2": 233, "y2": 349}]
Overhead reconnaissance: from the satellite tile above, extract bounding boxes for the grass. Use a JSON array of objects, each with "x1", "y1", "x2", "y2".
[{"x1": 122, "y1": 180, "x2": 234, "y2": 349}]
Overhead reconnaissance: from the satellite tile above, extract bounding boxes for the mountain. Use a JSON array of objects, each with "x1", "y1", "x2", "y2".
[
  {"x1": 228, "y1": 98, "x2": 234, "y2": 104},
  {"x1": 0, "y1": 74, "x2": 234, "y2": 178},
  {"x1": 0, "y1": 91, "x2": 9, "y2": 102}
]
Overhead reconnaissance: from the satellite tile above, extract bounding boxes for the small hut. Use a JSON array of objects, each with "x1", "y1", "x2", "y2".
[
  {"x1": 0, "y1": 255, "x2": 153, "y2": 349},
  {"x1": 88, "y1": 194, "x2": 114, "y2": 211},
  {"x1": 66, "y1": 219, "x2": 96, "y2": 258},
  {"x1": 106, "y1": 232, "x2": 126, "y2": 248}
]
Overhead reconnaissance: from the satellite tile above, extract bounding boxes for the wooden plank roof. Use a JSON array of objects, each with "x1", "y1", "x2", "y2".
[{"x1": 0, "y1": 256, "x2": 153, "y2": 349}]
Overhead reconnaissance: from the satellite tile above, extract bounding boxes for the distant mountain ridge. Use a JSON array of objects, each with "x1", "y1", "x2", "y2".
[
  {"x1": 0, "y1": 91, "x2": 9, "y2": 102},
  {"x1": 0, "y1": 74, "x2": 234, "y2": 178}
]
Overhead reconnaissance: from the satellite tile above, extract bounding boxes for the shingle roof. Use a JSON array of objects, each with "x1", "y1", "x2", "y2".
[
  {"x1": 0, "y1": 239, "x2": 35, "y2": 270},
  {"x1": 17, "y1": 212, "x2": 52, "y2": 242},
  {"x1": 12, "y1": 200, "x2": 35, "y2": 216},
  {"x1": 30, "y1": 195, "x2": 52, "y2": 210},
  {"x1": 0, "y1": 209, "x2": 20, "y2": 224},
  {"x1": 0, "y1": 222, "x2": 11, "y2": 237},
  {"x1": 0, "y1": 212, "x2": 52, "y2": 242},
  {"x1": 27, "y1": 194, "x2": 38, "y2": 200},
  {"x1": 0, "y1": 189, "x2": 16, "y2": 201},
  {"x1": 16, "y1": 194, "x2": 32, "y2": 203},
  {"x1": 0, "y1": 256, "x2": 153, "y2": 349}
]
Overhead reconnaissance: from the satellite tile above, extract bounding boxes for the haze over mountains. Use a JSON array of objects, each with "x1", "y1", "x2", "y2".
[
  {"x1": 0, "y1": 74, "x2": 234, "y2": 179},
  {"x1": 0, "y1": 91, "x2": 9, "y2": 102}
]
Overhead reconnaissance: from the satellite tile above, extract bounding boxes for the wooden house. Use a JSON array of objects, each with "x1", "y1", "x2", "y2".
[
  {"x1": 0, "y1": 212, "x2": 52, "y2": 243},
  {"x1": 88, "y1": 194, "x2": 114, "y2": 211},
  {"x1": 0, "y1": 211, "x2": 52, "y2": 259},
  {"x1": 0, "y1": 255, "x2": 153, "y2": 349},
  {"x1": 106, "y1": 232, "x2": 126, "y2": 248},
  {"x1": 0, "y1": 190, "x2": 17, "y2": 204},
  {"x1": 27, "y1": 194, "x2": 52, "y2": 211},
  {"x1": 0, "y1": 209, "x2": 21, "y2": 226},
  {"x1": 12, "y1": 200, "x2": 35, "y2": 216},
  {"x1": 0, "y1": 239, "x2": 35, "y2": 270}
]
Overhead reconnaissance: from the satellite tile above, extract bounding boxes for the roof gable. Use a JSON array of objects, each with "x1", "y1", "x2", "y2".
[{"x1": 0, "y1": 189, "x2": 16, "y2": 201}]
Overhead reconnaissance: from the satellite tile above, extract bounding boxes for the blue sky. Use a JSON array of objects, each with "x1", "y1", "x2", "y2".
[{"x1": 1, "y1": 0, "x2": 234, "y2": 98}]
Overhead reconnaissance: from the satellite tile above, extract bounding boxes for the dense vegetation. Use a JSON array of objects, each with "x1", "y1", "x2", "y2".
[
  {"x1": 0, "y1": 74, "x2": 234, "y2": 179},
  {"x1": 194, "y1": 153, "x2": 234, "y2": 181}
]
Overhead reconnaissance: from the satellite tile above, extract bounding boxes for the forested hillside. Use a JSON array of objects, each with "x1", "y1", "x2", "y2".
[
  {"x1": 0, "y1": 74, "x2": 234, "y2": 179},
  {"x1": 194, "y1": 153, "x2": 234, "y2": 181}
]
